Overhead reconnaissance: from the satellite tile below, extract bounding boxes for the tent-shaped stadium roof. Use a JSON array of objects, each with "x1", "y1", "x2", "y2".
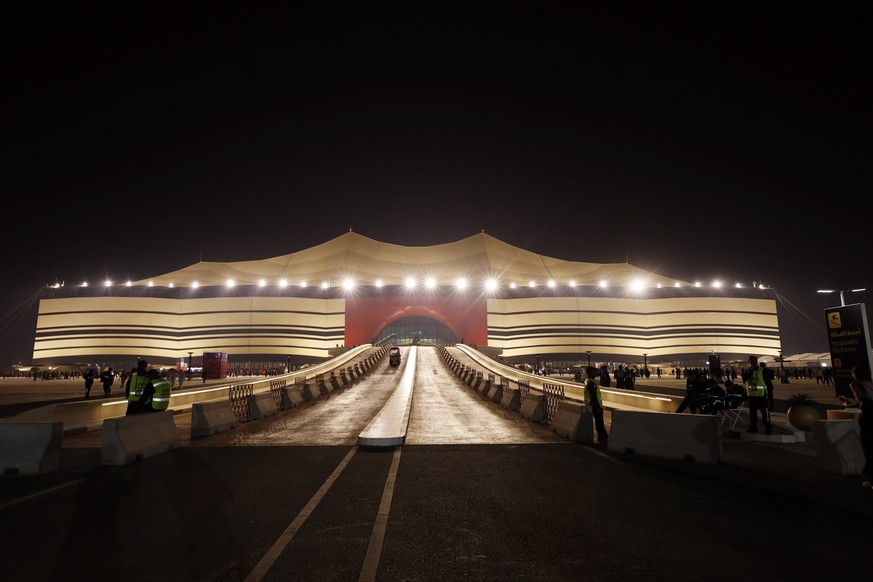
[{"x1": 136, "y1": 232, "x2": 691, "y2": 289}]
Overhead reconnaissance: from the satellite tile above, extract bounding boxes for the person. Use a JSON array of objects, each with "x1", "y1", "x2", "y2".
[
  {"x1": 675, "y1": 370, "x2": 706, "y2": 414},
  {"x1": 177, "y1": 367, "x2": 185, "y2": 389},
  {"x1": 100, "y1": 366, "x2": 114, "y2": 397},
  {"x1": 843, "y1": 361, "x2": 873, "y2": 489},
  {"x1": 584, "y1": 366, "x2": 608, "y2": 445},
  {"x1": 127, "y1": 369, "x2": 173, "y2": 415},
  {"x1": 742, "y1": 355, "x2": 771, "y2": 435},
  {"x1": 125, "y1": 359, "x2": 150, "y2": 415},
  {"x1": 761, "y1": 361, "x2": 776, "y2": 412},
  {"x1": 614, "y1": 365, "x2": 624, "y2": 389},
  {"x1": 599, "y1": 364, "x2": 611, "y2": 387},
  {"x1": 202, "y1": 367, "x2": 208, "y2": 384},
  {"x1": 573, "y1": 368, "x2": 582, "y2": 383},
  {"x1": 83, "y1": 368, "x2": 95, "y2": 398}
]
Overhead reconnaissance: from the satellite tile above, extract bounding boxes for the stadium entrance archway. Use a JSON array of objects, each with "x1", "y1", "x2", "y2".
[{"x1": 374, "y1": 315, "x2": 458, "y2": 345}]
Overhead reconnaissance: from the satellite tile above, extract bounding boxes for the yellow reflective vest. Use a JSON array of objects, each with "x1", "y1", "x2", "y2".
[
  {"x1": 584, "y1": 378, "x2": 603, "y2": 408},
  {"x1": 745, "y1": 368, "x2": 767, "y2": 398},
  {"x1": 127, "y1": 373, "x2": 149, "y2": 402},
  {"x1": 150, "y1": 378, "x2": 172, "y2": 411}
]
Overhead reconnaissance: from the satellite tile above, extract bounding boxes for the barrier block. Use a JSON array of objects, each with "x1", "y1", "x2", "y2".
[
  {"x1": 608, "y1": 411, "x2": 722, "y2": 463},
  {"x1": 191, "y1": 400, "x2": 239, "y2": 437},
  {"x1": 304, "y1": 383, "x2": 321, "y2": 402},
  {"x1": 250, "y1": 392, "x2": 278, "y2": 420},
  {"x1": 283, "y1": 386, "x2": 305, "y2": 408},
  {"x1": 814, "y1": 420, "x2": 864, "y2": 475},
  {"x1": 101, "y1": 411, "x2": 182, "y2": 465},
  {"x1": 551, "y1": 400, "x2": 594, "y2": 443},
  {"x1": 486, "y1": 385, "x2": 503, "y2": 403},
  {"x1": 520, "y1": 394, "x2": 547, "y2": 423},
  {"x1": 501, "y1": 388, "x2": 521, "y2": 412},
  {"x1": 0, "y1": 422, "x2": 63, "y2": 476}
]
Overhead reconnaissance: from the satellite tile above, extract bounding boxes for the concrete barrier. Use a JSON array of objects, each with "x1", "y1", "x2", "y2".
[
  {"x1": 283, "y1": 384, "x2": 306, "y2": 408},
  {"x1": 250, "y1": 392, "x2": 278, "y2": 420},
  {"x1": 0, "y1": 399, "x2": 127, "y2": 433},
  {"x1": 0, "y1": 422, "x2": 63, "y2": 475},
  {"x1": 608, "y1": 411, "x2": 722, "y2": 463},
  {"x1": 486, "y1": 384, "x2": 503, "y2": 403},
  {"x1": 551, "y1": 400, "x2": 594, "y2": 443},
  {"x1": 100, "y1": 411, "x2": 182, "y2": 465},
  {"x1": 501, "y1": 387, "x2": 521, "y2": 412},
  {"x1": 814, "y1": 420, "x2": 864, "y2": 475},
  {"x1": 304, "y1": 383, "x2": 321, "y2": 402},
  {"x1": 191, "y1": 400, "x2": 239, "y2": 437},
  {"x1": 520, "y1": 394, "x2": 547, "y2": 423}
]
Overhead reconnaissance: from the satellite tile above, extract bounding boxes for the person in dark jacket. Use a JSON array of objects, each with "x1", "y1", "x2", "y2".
[
  {"x1": 100, "y1": 367, "x2": 114, "y2": 397},
  {"x1": 83, "y1": 368, "x2": 95, "y2": 398},
  {"x1": 675, "y1": 370, "x2": 706, "y2": 413}
]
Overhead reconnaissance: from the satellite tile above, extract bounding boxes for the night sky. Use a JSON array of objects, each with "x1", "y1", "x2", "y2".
[{"x1": 2, "y1": 2, "x2": 871, "y2": 365}]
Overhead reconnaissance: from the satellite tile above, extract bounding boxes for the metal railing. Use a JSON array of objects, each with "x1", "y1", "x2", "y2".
[{"x1": 542, "y1": 383, "x2": 565, "y2": 422}]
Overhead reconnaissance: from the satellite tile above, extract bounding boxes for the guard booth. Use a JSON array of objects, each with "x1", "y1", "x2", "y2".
[{"x1": 203, "y1": 352, "x2": 228, "y2": 380}]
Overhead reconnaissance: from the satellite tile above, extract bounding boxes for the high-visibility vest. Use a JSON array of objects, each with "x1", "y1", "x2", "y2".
[
  {"x1": 149, "y1": 379, "x2": 172, "y2": 411},
  {"x1": 128, "y1": 373, "x2": 149, "y2": 402},
  {"x1": 745, "y1": 368, "x2": 767, "y2": 397},
  {"x1": 585, "y1": 379, "x2": 603, "y2": 408}
]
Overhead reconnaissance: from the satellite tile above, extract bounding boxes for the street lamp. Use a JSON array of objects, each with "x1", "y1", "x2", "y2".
[
  {"x1": 817, "y1": 288, "x2": 867, "y2": 306},
  {"x1": 286, "y1": 354, "x2": 291, "y2": 374},
  {"x1": 187, "y1": 351, "x2": 193, "y2": 380},
  {"x1": 586, "y1": 351, "x2": 591, "y2": 367},
  {"x1": 643, "y1": 353, "x2": 647, "y2": 372}
]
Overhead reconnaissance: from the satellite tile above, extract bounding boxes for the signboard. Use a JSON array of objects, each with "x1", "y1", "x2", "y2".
[
  {"x1": 203, "y1": 352, "x2": 228, "y2": 380},
  {"x1": 824, "y1": 302, "x2": 873, "y2": 397}
]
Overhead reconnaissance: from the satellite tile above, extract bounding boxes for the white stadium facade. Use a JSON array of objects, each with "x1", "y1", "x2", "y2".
[{"x1": 32, "y1": 232, "x2": 782, "y2": 369}]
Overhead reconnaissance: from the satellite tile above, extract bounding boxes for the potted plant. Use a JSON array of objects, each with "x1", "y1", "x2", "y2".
[{"x1": 786, "y1": 393, "x2": 819, "y2": 431}]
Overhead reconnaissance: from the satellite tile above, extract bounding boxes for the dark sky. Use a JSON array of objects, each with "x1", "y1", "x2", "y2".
[{"x1": 2, "y1": 1, "x2": 871, "y2": 365}]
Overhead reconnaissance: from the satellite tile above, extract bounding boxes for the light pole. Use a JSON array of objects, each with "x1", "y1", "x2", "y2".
[
  {"x1": 643, "y1": 353, "x2": 647, "y2": 372},
  {"x1": 817, "y1": 288, "x2": 867, "y2": 306},
  {"x1": 778, "y1": 351, "x2": 788, "y2": 383},
  {"x1": 187, "y1": 351, "x2": 193, "y2": 380},
  {"x1": 586, "y1": 351, "x2": 591, "y2": 367},
  {"x1": 286, "y1": 355, "x2": 291, "y2": 374}
]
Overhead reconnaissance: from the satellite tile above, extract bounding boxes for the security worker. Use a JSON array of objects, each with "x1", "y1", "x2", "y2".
[
  {"x1": 128, "y1": 369, "x2": 172, "y2": 414},
  {"x1": 125, "y1": 359, "x2": 150, "y2": 415},
  {"x1": 584, "y1": 365, "x2": 608, "y2": 445},
  {"x1": 743, "y1": 355, "x2": 771, "y2": 435}
]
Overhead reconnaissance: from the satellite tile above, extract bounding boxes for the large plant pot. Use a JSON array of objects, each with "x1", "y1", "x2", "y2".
[{"x1": 787, "y1": 404, "x2": 819, "y2": 431}]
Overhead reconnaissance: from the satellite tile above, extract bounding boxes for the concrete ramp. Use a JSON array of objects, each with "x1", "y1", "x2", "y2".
[
  {"x1": 358, "y1": 346, "x2": 416, "y2": 447},
  {"x1": 0, "y1": 422, "x2": 63, "y2": 475}
]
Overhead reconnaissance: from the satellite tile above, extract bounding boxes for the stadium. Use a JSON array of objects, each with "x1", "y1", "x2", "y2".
[{"x1": 31, "y1": 231, "x2": 781, "y2": 370}]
